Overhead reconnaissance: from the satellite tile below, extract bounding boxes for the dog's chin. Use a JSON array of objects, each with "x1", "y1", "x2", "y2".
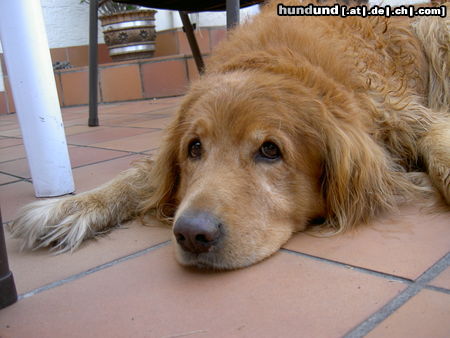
[{"x1": 174, "y1": 244, "x2": 264, "y2": 271}]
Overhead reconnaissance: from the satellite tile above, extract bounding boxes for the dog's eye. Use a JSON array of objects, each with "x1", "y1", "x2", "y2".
[
  {"x1": 258, "y1": 141, "x2": 281, "y2": 161},
  {"x1": 188, "y1": 139, "x2": 202, "y2": 159}
]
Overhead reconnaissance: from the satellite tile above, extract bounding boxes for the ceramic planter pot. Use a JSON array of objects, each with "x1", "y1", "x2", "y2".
[{"x1": 100, "y1": 9, "x2": 157, "y2": 62}]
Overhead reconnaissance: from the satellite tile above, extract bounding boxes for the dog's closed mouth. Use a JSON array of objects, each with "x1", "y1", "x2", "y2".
[{"x1": 176, "y1": 248, "x2": 224, "y2": 270}]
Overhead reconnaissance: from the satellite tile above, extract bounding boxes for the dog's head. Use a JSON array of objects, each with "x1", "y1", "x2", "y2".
[
  {"x1": 171, "y1": 71, "x2": 326, "y2": 269},
  {"x1": 143, "y1": 67, "x2": 406, "y2": 270}
]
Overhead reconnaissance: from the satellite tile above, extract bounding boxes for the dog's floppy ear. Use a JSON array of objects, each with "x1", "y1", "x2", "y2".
[
  {"x1": 136, "y1": 121, "x2": 180, "y2": 221},
  {"x1": 138, "y1": 110, "x2": 191, "y2": 221},
  {"x1": 321, "y1": 121, "x2": 413, "y2": 233},
  {"x1": 138, "y1": 94, "x2": 201, "y2": 221}
]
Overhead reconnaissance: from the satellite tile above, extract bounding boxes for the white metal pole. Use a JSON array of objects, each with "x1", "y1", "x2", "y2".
[{"x1": 0, "y1": 0, "x2": 75, "y2": 197}]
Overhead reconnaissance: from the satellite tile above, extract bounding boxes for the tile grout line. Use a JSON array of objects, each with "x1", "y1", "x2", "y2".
[
  {"x1": 0, "y1": 146, "x2": 132, "y2": 167},
  {"x1": 0, "y1": 170, "x2": 31, "y2": 183},
  {"x1": 0, "y1": 157, "x2": 27, "y2": 165},
  {"x1": 70, "y1": 125, "x2": 162, "y2": 132},
  {"x1": 280, "y1": 248, "x2": 413, "y2": 284},
  {"x1": 424, "y1": 284, "x2": 450, "y2": 295},
  {"x1": 0, "y1": 136, "x2": 22, "y2": 141},
  {"x1": 343, "y1": 252, "x2": 450, "y2": 338},
  {"x1": 0, "y1": 127, "x2": 163, "y2": 166},
  {"x1": 18, "y1": 240, "x2": 171, "y2": 300},
  {"x1": 0, "y1": 179, "x2": 22, "y2": 186},
  {"x1": 67, "y1": 152, "x2": 136, "y2": 169},
  {"x1": 0, "y1": 153, "x2": 137, "y2": 184},
  {"x1": 0, "y1": 148, "x2": 159, "y2": 186},
  {"x1": 85, "y1": 124, "x2": 166, "y2": 130},
  {"x1": 0, "y1": 143, "x2": 23, "y2": 150},
  {"x1": 65, "y1": 143, "x2": 159, "y2": 156}
]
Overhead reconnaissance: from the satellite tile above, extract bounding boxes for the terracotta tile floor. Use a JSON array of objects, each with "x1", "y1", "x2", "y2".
[{"x1": 0, "y1": 97, "x2": 449, "y2": 338}]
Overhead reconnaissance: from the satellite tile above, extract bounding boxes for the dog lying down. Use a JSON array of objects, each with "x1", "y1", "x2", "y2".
[{"x1": 11, "y1": 1, "x2": 450, "y2": 269}]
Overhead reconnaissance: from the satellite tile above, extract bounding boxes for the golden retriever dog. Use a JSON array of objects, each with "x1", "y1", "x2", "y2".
[{"x1": 10, "y1": 1, "x2": 450, "y2": 269}]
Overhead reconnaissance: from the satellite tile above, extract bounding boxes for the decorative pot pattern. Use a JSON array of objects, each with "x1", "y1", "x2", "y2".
[{"x1": 100, "y1": 10, "x2": 157, "y2": 62}]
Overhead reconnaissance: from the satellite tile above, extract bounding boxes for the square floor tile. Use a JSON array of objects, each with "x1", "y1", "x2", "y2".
[
  {"x1": 6, "y1": 219, "x2": 171, "y2": 294},
  {"x1": 430, "y1": 266, "x2": 450, "y2": 290},
  {"x1": 283, "y1": 206, "x2": 450, "y2": 280},
  {"x1": 64, "y1": 125, "x2": 108, "y2": 136},
  {"x1": 67, "y1": 127, "x2": 150, "y2": 146},
  {"x1": 0, "y1": 123, "x2": 19, "y2": 132},
  {"x1": 366, "y1": 289, "x2": 450, "y2": 338},
  {"x1": 91, "y1": 130, "x2": 163, "y2": 152},
  {"x1": 0, "y1": 181, "x2": 36, "y2": 222},
  {"x1": 68, "y1": 146, "x2": 127, "y2": 168},
  {"x1": 0, "y1": 173, "x2": 20, "y2": 185},
  {"x1": 0, "y1": 137, "x2": 22, "y2": 149},
  {"x1": 0, "y1": 144, "x2": 26, "y2": 163},
  {"x1": 0, "y1": 158, "x2": 29, "y2": 178},
  {"x1": 0, "y1": 147, "x2": 129, "y2": 180},
  {"x1": 126, "y1": 117, "x2": 174, "y2": 129},
  {"x1": 71, "y1": 155, "x2": 142, "y2": 193},
  {"x1": 0, "y1": 128, "x2": 22, "y2": 138}
]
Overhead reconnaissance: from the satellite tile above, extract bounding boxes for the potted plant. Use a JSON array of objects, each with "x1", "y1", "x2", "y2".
[{"x1": 82, "y1": 0, "x2": 157, "y2": 61}]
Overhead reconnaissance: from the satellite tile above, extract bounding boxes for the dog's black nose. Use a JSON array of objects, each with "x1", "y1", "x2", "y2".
[{"x1": 173, "y1": 211, "x2": 222, "y2": 254}]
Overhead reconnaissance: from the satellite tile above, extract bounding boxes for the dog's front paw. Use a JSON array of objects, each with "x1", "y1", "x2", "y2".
[{"x1": 9, "y1": 197, "x2": 99, "y2": 253}]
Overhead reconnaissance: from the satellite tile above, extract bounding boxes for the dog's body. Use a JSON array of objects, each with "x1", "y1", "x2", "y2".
[{"x1": 11, "y1": 1, "x2": 450, "y2": 269}]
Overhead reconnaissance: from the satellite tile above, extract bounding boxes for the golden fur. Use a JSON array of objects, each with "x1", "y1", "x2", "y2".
[{"x1": 10, "y1": 1, "x2": 450, "y2": 269}]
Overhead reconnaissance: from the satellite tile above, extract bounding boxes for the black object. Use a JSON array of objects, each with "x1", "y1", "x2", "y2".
[
  {"x1": 88, "y1": 0, "x2": 99, "y2": 127},
  {"x1": 112, "y1": 0, "x2": 261, "y2": 12},
  {"x1": 0, "y1": 210, "x2": 18, "y2": 309},
  {"x1": 179, "y1": 11, "x2": 205, "y2": 73}
]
